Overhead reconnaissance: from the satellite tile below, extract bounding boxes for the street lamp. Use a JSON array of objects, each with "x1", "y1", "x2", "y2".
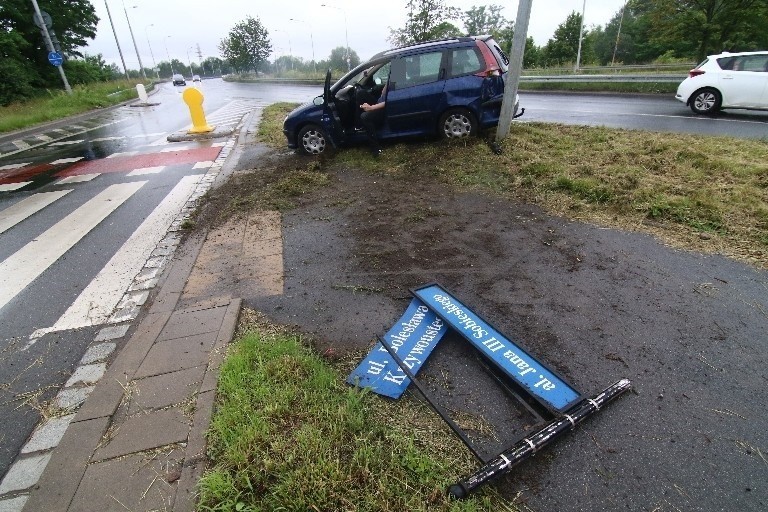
[
  {"x1": 274, "y1": 29, "x2": 293, "y2": 71},
  {"x1": 289, "y1": 18, "x2": 316, "y2": 74},
  {"x1": 575, "y1": 0, "x2": 586, "y2": 71},
  {"x1": 320, "y1": 3, "x2": 350, "y2": 71},
  {"x1": 121, "y1": 1, "x2": 146, "y2": 79},
  {"x1": 103, "y1": 0, "x2": 130, "y2": 79},
  {"x1": 144, "y1": 24, "x2": 159, "y2": 78},
  {"x1": 164, "y1": 35, "x2": 174, "y2": 75},
  {"x1": 186, "y1": 47, "x2": 195, "y2": 77}
]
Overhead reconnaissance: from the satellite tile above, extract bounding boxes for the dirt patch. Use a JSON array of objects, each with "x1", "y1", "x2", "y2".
[{"x1": 195, "y1": 148, "x2": 768, "y2": 512}]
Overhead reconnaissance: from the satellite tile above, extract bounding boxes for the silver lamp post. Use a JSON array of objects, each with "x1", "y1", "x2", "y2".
[
  {"x1": 320, "y1": 3, "x2": 350, "y2": 71},
  {"x1": 164, "y1": 36, "x2": 174, "y2": 75},
  {"x1": 144, "y1": 24, "x2": 159, "y2": 78},
  {"x1": 575, "y1": 0, "x2": 587, "y2": 71},
  {"x1": 121, "y1": 1, "x2": 146, "y2": 79},
  {"x1": 104, "y1": 0, "x2": 130, "y2": 79},
  {"x1": 289, "y1": 18, "x2": 316, "y2": 74},
  {"x1": 274, "y1": 29, "x2": 293, "y2": 70},
  {"x1": 186, "y1": 47, "x2": 195, "y2": 77}
]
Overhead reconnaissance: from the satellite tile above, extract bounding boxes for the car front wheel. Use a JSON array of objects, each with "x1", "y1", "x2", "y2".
[
  {"x1": 690, "y1": 88, "x2": 722, "y2": 115},
  {"x1": 297, "y1": 124, "x2": 329, "y2": 155},
  {"x1": 439, "y1": 108, "x2": 477, "y2": 139}
]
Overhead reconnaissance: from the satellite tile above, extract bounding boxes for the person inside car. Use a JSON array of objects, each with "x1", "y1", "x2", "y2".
[{"x1": 359, "y1": 82, "x2": 387, "y2": 157}]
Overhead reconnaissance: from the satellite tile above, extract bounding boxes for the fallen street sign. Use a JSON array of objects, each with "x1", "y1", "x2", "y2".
[
  {"x1": 347, "y1": 298, "x2": 447, "y2": 398},
  {"x1": 412, "y1": 283, "x2": 582, "y2": 413}
]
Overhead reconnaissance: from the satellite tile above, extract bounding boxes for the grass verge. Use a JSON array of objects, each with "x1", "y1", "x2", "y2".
[
  {"x1": 0, "y1": 80, "x2": 149, "y2": 134},
  {"x1": 255, "y1": 103, "x2": 768, "y2": 267},
  {"x1": 198, "y1": 311, "x2": 511, "y2": 511}
]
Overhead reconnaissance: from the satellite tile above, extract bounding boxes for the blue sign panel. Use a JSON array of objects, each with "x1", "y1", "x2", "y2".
[
  {"x1": 347, "y1": 298, "x2": 447, "y2": 398},
  {"x1": 412, "y1": 284, "x2": 581, "y2": 412},
  {"x1": 48, "y1": 51, "x2": 63, "y2": 66}
]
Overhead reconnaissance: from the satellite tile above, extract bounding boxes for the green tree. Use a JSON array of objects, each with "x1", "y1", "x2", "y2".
[
  {"x1": 388, "y1": 0, "x2": 461, "y2": 46},
  {"x1": 644, "y1": 0, "x2": 768, "y2": 61},
  {"x1": 542, "y1": 11, "x2": 589, "y2": 66},
  {"x1": 0, "y1": 0, "x2": 99, "y2": 103},
  {"x1": 463, "y1": 4, "x2": 507, "y2": 37},
  {"x1": 219, "y1": 16, "x2": 271, "y2": 74},
  {"x1": 327, "y1": 46, "x2": 360, "y2": 73}
]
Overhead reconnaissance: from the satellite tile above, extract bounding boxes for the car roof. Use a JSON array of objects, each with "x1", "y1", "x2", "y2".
[
  {"x1": 708, "y1": 50, "x2": 768, "y2": 59},
  {"x1": 372, "y1": 34, "x2": 493, "y2": 59}
]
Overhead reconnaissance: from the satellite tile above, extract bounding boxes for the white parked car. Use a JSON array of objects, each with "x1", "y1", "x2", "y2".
[{"x1": 675, "y1": 51, "x2": 768, "y2": 115}]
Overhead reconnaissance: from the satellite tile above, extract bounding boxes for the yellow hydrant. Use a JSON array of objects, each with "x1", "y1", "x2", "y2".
[{"x1": 182, "y1": 87, "x2": 214, "y2": 134}]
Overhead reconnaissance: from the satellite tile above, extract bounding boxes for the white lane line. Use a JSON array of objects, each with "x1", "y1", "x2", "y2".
[
  {"x1": 0, "y1": 182, "x2": 31, "y2": 192},
  {"x1": 127, "y1": 166, "x2": 165, "y2": 176},
  {"x1": 90, "y1": 136, "x2": 124, "y2": 142},
  {"x1": 35, "y1": 135, "x2": 53, "y2": 143},
  {"x1": 49, "y1": 140, "x2": 85, "y2": 146},
  {"x1": 12, "y1": 140, "x2": 31, "y2": 150},
  {"x1": 51, "y1": 157, "x2": 84, "y2": 165},
  {"x1": 55, "y1": 173, "x2": 100, "y2": 184},
  {"x1": 0, "y1": 181, "x2": 146, "y2": 311},
  {"x1": 34, "y1": 175, "x2": 201, "y2": 334},
  {"x1": 0, "y1": 162, "x2": 31, "y2": 171},
  {"x1": 192, "y1": 161, "x2": 214, "y2": 169},
  {"x1": 0, "y1": 190, "x2": 72, "y2": 235},
  {"x1": 106, "y1": 151, "x2": 138, "y2": 158}
]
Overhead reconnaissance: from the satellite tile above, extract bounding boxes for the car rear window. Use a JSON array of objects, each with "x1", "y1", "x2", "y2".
[
  {"x1": 448, "y1": 48, "x2": 483, "y2": 77},
  {"x1": 485, "y1": 38, "x2": 509, "y2": 72}
]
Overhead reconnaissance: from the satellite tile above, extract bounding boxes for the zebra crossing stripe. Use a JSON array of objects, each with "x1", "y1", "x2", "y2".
[
  {"x1": 0, "y1": 181, "x2": 146, "y2": 311},
  {"x1": 34, "y1": 175, "x2": 201, "y2": 334},
  {"x1": 0, "y1": 190, "x2": 72, "y2": 235}
]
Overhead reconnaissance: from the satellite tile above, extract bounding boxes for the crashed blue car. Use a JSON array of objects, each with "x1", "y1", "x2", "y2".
[{"x1": 283, "y1": 35, "x2": 524, "y2": 155}]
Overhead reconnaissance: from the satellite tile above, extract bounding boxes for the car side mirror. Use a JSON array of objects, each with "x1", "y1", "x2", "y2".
[{"x1": 313, "y1": 95, "x2": 324, "y2": 106}]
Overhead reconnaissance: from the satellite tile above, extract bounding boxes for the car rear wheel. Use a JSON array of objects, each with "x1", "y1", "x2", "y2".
[
  {"x1": 298, "y1": 124, "x2": 328, "y2": 155},
  {"x1": 439, "y1": 108, "x2": 477, "y2": 139},
  {"x1": 690, "y1": 88, "x2": 722, "y2": 115}
]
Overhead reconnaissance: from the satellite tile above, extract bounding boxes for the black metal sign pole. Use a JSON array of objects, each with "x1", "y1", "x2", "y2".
[
  {"x1": 448, "y1": 378, "x2": 632, "y2": 499},
  {"x1": 376, "y1": 335, "x2": 487, "y2": 463}
]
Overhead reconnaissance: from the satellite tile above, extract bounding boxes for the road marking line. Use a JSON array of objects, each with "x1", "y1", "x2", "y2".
[
  {"x1": 12, "y1": 140, "x2": 31, "y2": 150},
  {"x1": 106, "y1": 151, "x2": 138, "y2": 158},
  {"x1": 193, "y1": 161, "x2": 214, "y2": 169},
  {"x1": 51, "y1": 157, "x2": 84, "y2": 165},
  {"x1": 127, "y1": 166, "x2": 165, "y2": 176},
  {"x1": 0, "y1": 181, "x2": 146, "y2": 311},
  {"x1": 49, "y1": 140, "x2": 85, "y2": 146},
  {"x1": 56, "y1": 173, "x2": 100, "y2": 184},
  {"x1": 90, "y1": 136, "x2": 124, "y2": 142},
  {"x1": 0, "y1": 163, "x2": 31, "y2": 171},
  {"x1": 32, "y1": 175, "x2": 201, "y2": 335},
  {"x1": 0, "y1": 119, "x2": 129, "y2": 158},
  {"x1": 0, "y1": 190, "x2": 72, "y2": 234},
  {"x1": 35, "y1": 135, "x2": 53, "y2": 142},
  {"x1": 0, "y1": 182, "x2": 31, "y2": 192}
]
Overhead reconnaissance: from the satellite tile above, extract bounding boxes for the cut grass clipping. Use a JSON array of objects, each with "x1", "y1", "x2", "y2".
[
  {"x1": 256, "y1": 103, "x2": 768, "y2": 267},
  {"x1": 198, "y1": 316, "x2": 512, "y2": 512}
]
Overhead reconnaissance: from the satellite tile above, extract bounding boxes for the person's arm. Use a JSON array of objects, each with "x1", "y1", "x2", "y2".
[{"x1": 360, "y1": 84, "x2": 387, "y2": 111}]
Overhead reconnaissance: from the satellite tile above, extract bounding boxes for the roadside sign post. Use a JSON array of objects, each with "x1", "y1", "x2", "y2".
[
  {"x1": 30, "y1": 0, "x2": 72, "y2": 94},
  {"x1": 348, "y1": 283, "x2": 631, "y2": 498}
]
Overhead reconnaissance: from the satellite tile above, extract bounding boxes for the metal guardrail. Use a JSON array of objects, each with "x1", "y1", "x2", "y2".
[{"x1": 520, "y1": 74, "x2": 687, "y2": 83}]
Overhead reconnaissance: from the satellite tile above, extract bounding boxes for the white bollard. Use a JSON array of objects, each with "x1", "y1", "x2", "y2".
[{"x1": 136, "y1": 84, "x2": 148, "y2": 103}]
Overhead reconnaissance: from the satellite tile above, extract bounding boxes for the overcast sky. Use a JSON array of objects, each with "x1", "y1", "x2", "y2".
[{"x1": 81, "y1": 0, "x2": 627, "y2": 70}]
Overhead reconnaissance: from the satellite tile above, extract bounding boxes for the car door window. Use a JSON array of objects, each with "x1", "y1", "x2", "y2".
[
  {"x1": 391, "y1": 51, "x2": 443, "y2": 89},
  {"x1": 448, "y1": 48, "x2": 483, "y2": 77}
]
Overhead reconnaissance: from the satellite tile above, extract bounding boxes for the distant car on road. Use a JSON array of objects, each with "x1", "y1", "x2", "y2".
[
  {"x1": 172, "y1": 74, "x2": 186, "y2": 86},
  {"x1": 192, "y1": 75, "x2": 201, "y2": 83},
  {"x1": 283, "y1": 35, "x2": 523, "y2": 155},
  {"x1": 676, "y1": 51, "x2": 768, "y2": 115}
]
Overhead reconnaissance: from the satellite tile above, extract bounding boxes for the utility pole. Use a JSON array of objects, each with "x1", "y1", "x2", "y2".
[
  {"x1": 104, "y1": 0, "x2": 130, "y2": 79},
  {"x1": 575, "y1": 0, "x2": 587, "y2": 71},
  {"x1": 122, "y1": 1, "x2": 146, "y2": 79},
  {"x1": 495, "y1": 0, "x2": 532, "y2": 143},
  {"x1": 30, "y1": 0, "x2": 72, "y2": 94}
]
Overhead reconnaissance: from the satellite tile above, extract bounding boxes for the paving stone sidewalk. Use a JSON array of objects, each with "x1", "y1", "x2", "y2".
[{"x1": 18, "y1": 234, "x2": 241, "y2": 512}]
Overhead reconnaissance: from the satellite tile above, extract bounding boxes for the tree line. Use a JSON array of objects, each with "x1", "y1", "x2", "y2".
[{"x1": 3, "y1": 0, "x2": 767, "y2": 107}]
